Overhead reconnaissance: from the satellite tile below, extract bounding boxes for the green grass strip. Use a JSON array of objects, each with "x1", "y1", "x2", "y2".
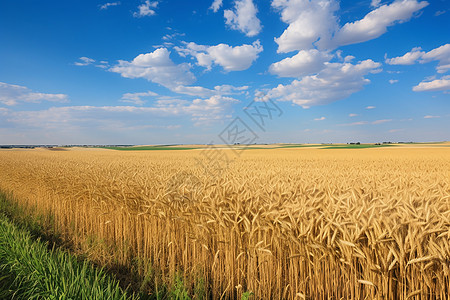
[
  {"x1": 322, "y1": 144, "x2": 396, "y2": 149},
  {"x1": 0, "y1": 213, "x2": 138, "y2": 300}
]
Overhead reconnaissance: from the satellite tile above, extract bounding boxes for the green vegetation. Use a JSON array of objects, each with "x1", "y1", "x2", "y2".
[
  {"x1": 0, "y1": 214, "x2": 137, "y2": 299},
  {"x1": 241, "y1": 291, "x2": 254, "y2": 300},
  {"x1": 323, "y1": 144, "x2": 396, "y2": 149}
]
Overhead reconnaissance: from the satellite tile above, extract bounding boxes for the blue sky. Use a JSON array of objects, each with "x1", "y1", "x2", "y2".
[{"x1": 0, "y1": 0, "x2": 449, "y2": 144}]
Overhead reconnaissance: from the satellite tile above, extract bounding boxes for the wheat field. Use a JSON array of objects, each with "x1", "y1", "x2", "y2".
[{"x1": 0, "y1": 146, "x2": 449, "y2": 299}]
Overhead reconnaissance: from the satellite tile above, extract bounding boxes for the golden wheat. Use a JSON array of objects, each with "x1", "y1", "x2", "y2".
[{"x1": 0, "y1": 146, "x2": 449, "y2": 299}]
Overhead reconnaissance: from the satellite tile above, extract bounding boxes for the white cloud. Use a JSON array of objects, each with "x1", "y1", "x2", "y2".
[
  {"x1": 339, "y1": 121, "x2": 369, "y2": 126},
  {"x1": 224, "y1": 0, "x2": 261, "y2": 37},
  {"x1": 389, "y1": 79, "x2": 399, "y2": 84},
  {"x1": 436, "y1": 64, "x2": 450, "y2": 74},
  {"x1": 210, "y1": 0, "x2": 223, "y2": 12},
  {"x1": 371, "y1": 0, "x2": 382, "y2": 8},
  {"x1": 133, "y1": 0, "x2": 158, "y2": 17},
  {"x1": 421, "y1": 44, "x2": 450, "y2": 73},
  {"x1": 372, "y1": 119, "x2": 392, "y2": 124},
  {"x1": 172, "y1": 86, "x2": 215, "y2": 98},
  {"x1": 435, "y1": 10, "x2": 446, "y2": 16},
  {"x1": 424, "y1": 115, "x2": 440, "y2": 119},
  {"x1": 173, "y1": 84, "x2": 248, "y2": 97},
  {"x1": 386, "y1": 44, "x2": 450, "y2": 73},
  {"x1": 74, "y1": 57, "x2": 95, "y2": 66},
  {"x1": 95, "y1": 61, "x2": 110, "y2": 69},
  {"x1": 314, "y1": 116, "x2": 326, "y2": 121},
  {"x1": 366, "y1": 106, "x2": 376, "y2": 109},
  {"x1": 272, "y1": 0, "x2": 427, "y2": 53},
  {"x1": 272, "y1": 0, "x2": 339, "y2": 53},
  {"x1": 74, "y1": 57, "x2": 110, "y2": 69},
  {"x1": 109, "y1": 48, "x2": 196, "y2": 88},
  {"x1": 385, "y1": 47, "x2": 424, "y2": 65},
  {"x1": 269, "y1": 59, "x2": 381, "y2": 108},
  {"x1": 349, "y1": 113, "x2": 358, "y2": 117},
  {"x1": 214, "y1": 84, "x2": 249, "y2": 94},
  {"x1": 344, "y1": 55, "x2": 355, "y2": 62},
  {"x1": 207, "y1": 41, "x2": 262, "y2": 71},
  {"x1": 333, "y1": 0, "x2": 429, "y2": 47},
  {"x1": 175, "y1": 41, "x2": 263, "y2": 71},
  {"x1": 269, "y1": 49, "x2": 332, "y2": 77},
  {"x1": 387, "y1": 44, "x2": 450, "y2": 92},
  {"x1": 183, "y1": 95, "x2": 240, "y2": 125},
  {"x1": 333, "y1": 118, "x2": 392, "y2": 127},
  {"x1": 413, "y1": 76, "x2": 450, "y2": 92},
  {"x1": 162, "y1": 32, "x2": 185, "y2": 41},
  {"x1": 0, "y1": 82, "x2": 69, "y2": 106},
  {"x1": 387, "y1": 44, "x2": 450, "y2": 91},
  {"x1": 2, "y1": 95, "x2": 239, "y2": 134},
  {"x1": 100, "y1": 2, "x2": 120, "y2": 10},
  {"x1": 120, "y1": 91, "x2": 158, "y2": 105}
]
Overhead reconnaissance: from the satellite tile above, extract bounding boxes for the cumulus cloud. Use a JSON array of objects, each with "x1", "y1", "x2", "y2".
[
  {"x1": 109, "y1": 48, "x2": 196, "y2": 88},
  {"x1": 386, "y1": 44, "x2": 450, "y2": 73},
  {"x1": 269, "y1": 49, "x2": 332, "y2": 77},
  {"x1": 389, "y1": 79, "x2": 399, "y2": 84},
  {"x1": 387, "y1": 44, "x2": 450, "y2": 92},
  {"x1": 366, "y1": 106, "x2": 376, "y2": 109},
  {"x1": 0, "y1": 82, "x2": 69, "y2": 106},
  {"x1": 210, "y1": 0, "x2": 223, "y2": 12},
  {"x1": 175, "y1": 41, "x2": 263, "y2": 71},
  {"x1": 224, "y1": 0, "x2": 261, "y2": 37},
  {"x1": 206, "y1": 41, "x2": 262, "y2": 71},
  {"x1": 385, "y1": 47, "x2": 424, "y2": 65},
  {"x1": 272, "y1": 0, "x2": 339, "y2": 53},
  {"x1": 349, "y1": 113, "x2": 358, "y2": 117},
  {"x1": 314, "y1": 116, "x2": 326, "y2": 121},
  {"x1": 268, "y1": 59, "x2": 381, "y2": 108},
  {"x1": 412, "y1": 76, "x2": 450, "y2": 92},
  {"x1": 133, "y1": 0, "x2": 158, "y2": 17},
  {"x1": 421, "y1": 44, "x2": 450, "y2": 73},
  {"x1": 120, "y1": 91, "x2": 158, "y2": 105},
  {"x1": 424, "y1": 115, "x2": 440, "y2": 118},
  {"x1": 74, "y1": 57, "x2": 95, "y2": 66},
  {"x1": 334, "y1": 0, "x2": 428, "y2": 47},
  {"x1": 272, "y1": 0, "x2": 428, "y2": 53},
  {"x1": 100, "y1": 2, "x2": 120, "y2": 10}
]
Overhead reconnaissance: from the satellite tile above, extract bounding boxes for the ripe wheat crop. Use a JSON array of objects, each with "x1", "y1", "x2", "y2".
[{"x1": 0, "y1": 146, "x2": 449, "y2": 299}]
